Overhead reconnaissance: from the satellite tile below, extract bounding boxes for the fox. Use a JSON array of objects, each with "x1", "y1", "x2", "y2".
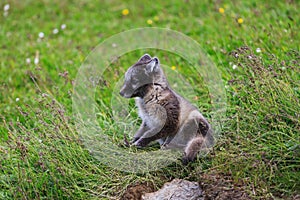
[{"x1": 119, "y1": 54, "x2": 214, "y2": 164}]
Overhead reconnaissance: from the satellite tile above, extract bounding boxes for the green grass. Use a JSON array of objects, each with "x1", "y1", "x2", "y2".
[{"x1": 1, "y1": 0, "x2": 299, "y2": 199}]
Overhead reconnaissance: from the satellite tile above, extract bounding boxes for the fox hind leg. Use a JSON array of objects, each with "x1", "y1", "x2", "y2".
[{"x1": 183, "y1": 136, "x2": 204, "y2": 165}]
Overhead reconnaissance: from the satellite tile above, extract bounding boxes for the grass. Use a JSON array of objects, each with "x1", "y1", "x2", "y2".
[{"x1": 1, "y1": 0, "x2": 299, "y2": 199}]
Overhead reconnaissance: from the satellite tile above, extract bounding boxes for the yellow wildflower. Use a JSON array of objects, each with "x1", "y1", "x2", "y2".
[
  {"x1": 237, "y1": 18, "x2": 243, "y2": 24},
  {"x1": 122, "y1": 9, "x2": 129, "y2": 16},
  {"x1": 219, "y1": 8, "x2": 225, "y2": 14},
  {"x1": 147, "y1": 19, "x2": 153, "y2": 25},
  {"x1": 171, "y1": 66, "x2": 176, "y2": 70}
]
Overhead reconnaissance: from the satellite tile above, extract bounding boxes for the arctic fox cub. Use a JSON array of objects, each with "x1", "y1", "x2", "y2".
[{"x1": 120, "y1": 54, "x2": 214, "y2": 163}]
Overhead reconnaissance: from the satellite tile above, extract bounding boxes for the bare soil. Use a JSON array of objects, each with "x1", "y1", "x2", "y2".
[
  {"x1": 199, "y1": 173, "x2": 251, "y2": 200},
  {"x1": 121, "y1": 173, "x2": 251, "y2": 200},
  {"x1": 121, "y1": 182, "x2": 155, "y2": 200}
]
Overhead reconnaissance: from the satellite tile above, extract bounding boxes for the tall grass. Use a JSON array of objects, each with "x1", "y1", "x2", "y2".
[{"x1": 1, "y1": 0, "x2": 299, "y2": 199}]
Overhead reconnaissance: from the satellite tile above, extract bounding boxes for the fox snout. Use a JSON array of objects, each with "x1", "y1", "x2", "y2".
[
  {"x1": 119, "y1": 90, "x2": 125, "y2": 97},
  {"x1": 119, "y1": 84, "x2": 133, "y2": 98}
]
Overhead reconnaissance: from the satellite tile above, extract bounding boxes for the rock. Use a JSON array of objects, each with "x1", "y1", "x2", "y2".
[{"x1": 142, "y1": 179, "x2": 203, "y2": 200}]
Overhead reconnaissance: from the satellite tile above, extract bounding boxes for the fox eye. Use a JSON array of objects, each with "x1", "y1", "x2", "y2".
[{"x1": 131, "y1": 78, "x2": 138, "y2": 84}]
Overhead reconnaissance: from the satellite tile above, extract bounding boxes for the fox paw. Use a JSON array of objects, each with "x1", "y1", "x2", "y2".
[
  {"x1": 132, "y1": 138, "x2": 148, "y2": 148},
  {"x1": 130, "y1": 137, "x2": 140, "y2": 144},
  {"x1": 182, "y1": 153, "x2": 194, "y2": 165},
  {"x1": 160, "y1": 144, "x2": 170, "y2": 150}
]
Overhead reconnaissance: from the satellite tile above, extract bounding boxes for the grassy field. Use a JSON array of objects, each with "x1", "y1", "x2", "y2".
[{"x1": 1, "y1": 0, "x2": 299, "y2": 199}]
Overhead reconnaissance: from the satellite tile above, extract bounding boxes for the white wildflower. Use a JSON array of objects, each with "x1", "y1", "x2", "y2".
[
  {"x1": 34, "y1": 57, "x2": 39, "y2": 65},
  {"x1": 38, "y1": 32, "x2": 44, "y2": 38},
  {"x1": 53, "y1": 28, "x2": 59, "y2": 34},
  {"x1": 4, "y1": 4, "x2": 10, "y2": 11},
  {"x1": 61, "y1": 24, "x2": 66, "y2": 30},
  {"x1": 16, "y1": 98, "x2": 20, "y2": 102},
  {"x1": 256, "y1": 48, "x2": 261, "y2": 53},
  {"x1": 42, "y1": 93, "x2": 49, "y2": 97},
  {"x1": 26, "y1": 58, "x2": 31, "y2": 64},
  {"x1": 232, "y1": 64, "x2": 238, "y2": 70}
]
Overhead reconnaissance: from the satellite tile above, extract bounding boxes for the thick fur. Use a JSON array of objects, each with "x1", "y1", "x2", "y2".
[{"x1": 120, "y1": 54, "x2": 214, "y2": 163}]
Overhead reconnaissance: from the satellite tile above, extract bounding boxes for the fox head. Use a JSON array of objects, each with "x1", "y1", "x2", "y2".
[{"x1": 120, "y1": 54, "x2": 167, "y2": 98}]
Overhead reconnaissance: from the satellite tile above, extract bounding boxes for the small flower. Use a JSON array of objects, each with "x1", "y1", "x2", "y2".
[
  {"x1": 112, "y1": 43, "x2": 117, "y2": 48},
  {"x1": 122, "y1": 9, "x2": 129, "y2": 16},
  {"x1": 256, "y1": 48, "x2": 261, "y2": 53},
  {"x1": 232, "y1": 64, "x2": 237, "y2": 70},
  {"x1": 61, "y1": 24, "x2": 66, "y2": 30},
  {"x1": 4, "y1": 4, "x2": 10, "y2": 11},
  {"x1": 3, "y1": 4, "x2": 10, "y2": 17},
  {"x1": 34, "y1": 51, "x2": 39, "y2": 65},
  {"x1": 38, "y1": 32, "x2": 44, "y2": 38},
  {"x1": 53, "y1": 28, "x2": 59, "y2": 34},
  {"x1": 237, "y1": 18, "x2": 243, "y2": 24},
  {"x1": 34, "y1": 57, "x2": 39, "y2": 65},
  {"x1": 42, "y1": 93, "x2": 49, "y2": 97},
  {"x1": 153, "y1": 16, "x2": 159, "y2": 21},
  {"x1": 16, "y1": 98, "x2": 20, "y2": 102},
  {"x1": 171, "y1": 66, "x2": 176, "y2": 70},
  {"x1": 147, "y1": 19, "x2": 153, "y2": 25},
  {"x1": 219, "y1": 8, "x2": 225, "y2": 14},
  {"x1": 26, "y1": 58, "x2": 31, "y2": 64}
]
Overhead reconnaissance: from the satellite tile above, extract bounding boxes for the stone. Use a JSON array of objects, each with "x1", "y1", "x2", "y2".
[{"x1": 142, "y1": 179, "x2": 203, "y2": 200}]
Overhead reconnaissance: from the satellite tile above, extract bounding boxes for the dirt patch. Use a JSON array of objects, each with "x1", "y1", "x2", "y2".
[
  {"x1": 121, "y1": 173, "x2": 250, "y2": 200},
  {"x1": 120, "y1": 182, "x2": 155, "y2": 200},
  {"x1": 199, "y1": 173, "x2": 251, "y2": 200}
]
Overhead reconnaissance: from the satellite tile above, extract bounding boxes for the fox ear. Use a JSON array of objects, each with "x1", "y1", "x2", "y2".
[
  {"x1": 138, "y1": 54, "x2": 152, "y2": 62},
  {"x1": 146, "y1": 57, "x2": 159, "y2": 73}
]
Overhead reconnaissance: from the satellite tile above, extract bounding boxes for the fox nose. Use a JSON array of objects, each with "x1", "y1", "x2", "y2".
[{"x1": 119, "y1": 90, "x2": 124, "y2": 97}]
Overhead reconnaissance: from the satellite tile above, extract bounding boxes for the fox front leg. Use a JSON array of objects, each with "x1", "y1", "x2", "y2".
[
  {"x1": 133, "y1": 126, "x2": 163, "y2": 147},
  {"x1": 131, "y1": 122, "x2": 149, "y2": 144}
]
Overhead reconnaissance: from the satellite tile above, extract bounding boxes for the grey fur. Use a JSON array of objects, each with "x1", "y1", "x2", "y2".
[{"x1": 120, "y1": 54, "x2": 214, "y2": 163}]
